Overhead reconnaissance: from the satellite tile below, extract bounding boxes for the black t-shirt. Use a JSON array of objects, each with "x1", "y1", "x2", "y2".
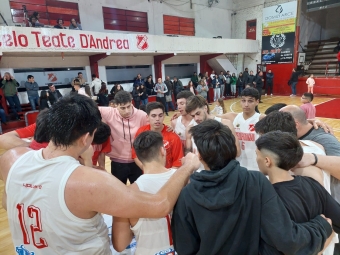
[{"x1": 273, "y1": 176, "x2": 340, "y2": 233}]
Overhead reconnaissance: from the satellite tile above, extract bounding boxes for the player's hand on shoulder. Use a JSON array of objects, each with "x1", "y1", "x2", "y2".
[
  {"x1": 181, "y1": 152, "x2": 201, "y2": 172},
  {"x1": 170, "y1": 112, "x2": 180, "y2": 121}
]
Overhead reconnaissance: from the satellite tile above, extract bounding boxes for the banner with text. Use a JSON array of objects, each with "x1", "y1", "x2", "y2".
[
  {"x1": 262, "y1": 1, "x2": 297, "y2": 64},
  {"x1": 0, "y1": 27, "x2": 150, "y2": 53}
]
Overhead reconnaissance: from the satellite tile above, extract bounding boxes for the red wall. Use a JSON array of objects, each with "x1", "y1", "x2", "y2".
[
  {"x1": 297, "y1": 77, "x2": 340, "y2": 95},
  {"x1": 269, "y1": 63, "x2": 295, "y2": 95}
]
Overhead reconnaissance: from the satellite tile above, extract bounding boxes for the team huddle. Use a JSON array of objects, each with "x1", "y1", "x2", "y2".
[{"x1": 1, "y1": 87, "x2": 340, "y2": 255}]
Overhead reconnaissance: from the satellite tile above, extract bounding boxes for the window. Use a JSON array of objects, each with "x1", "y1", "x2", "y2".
[
  {"x1": 10, "y1": 0, "x2": 80, "y2": 27},
  {"x1": 163, "y1": 15, "x2": 195, "y2": 36},
  {"x1": 102, "y1": 7, "x2": 148, "y2": 33}
]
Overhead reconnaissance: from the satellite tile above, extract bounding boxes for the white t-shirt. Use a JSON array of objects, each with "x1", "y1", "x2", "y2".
[
  {"x1": 233, "y1": 112, "x2": 260, "y2": 171},
  {"x1": 91, "y1": 78, "x2": 102, "y2": 95},
  {"x1": 174, "y1": 115, "x2": 196, "y2": 143},
  {"x1": 6, "y1": 149, "x2": 111, "y2": 255},
  {"x1": 300, "y1": 140, "x2": 338, "y2": 255},
  {"x1": 132, "y1": 169, "x2": 176, "y2": 255}
]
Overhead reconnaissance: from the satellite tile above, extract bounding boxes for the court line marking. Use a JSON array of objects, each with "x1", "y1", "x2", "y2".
[
  {"x1": 314, "y1": 98, "x2": 336, "y2": 106},
  {"x1": 229, "y1": 96, "x2": 282, "y2": 113}
]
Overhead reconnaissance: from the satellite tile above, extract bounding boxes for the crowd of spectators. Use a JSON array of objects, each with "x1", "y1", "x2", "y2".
[{"x1": 27, "y1": 11, "x2": 82, "y2": 30}]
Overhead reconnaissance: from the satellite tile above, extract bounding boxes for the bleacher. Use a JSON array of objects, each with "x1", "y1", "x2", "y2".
[{"x1": 304, "y1": 38, "x2": 339, "y2": 76}]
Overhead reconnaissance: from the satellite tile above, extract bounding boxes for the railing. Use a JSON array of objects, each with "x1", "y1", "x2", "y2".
[{"x1": 325, "y1": 62, "x2": 329, "y2": 76}]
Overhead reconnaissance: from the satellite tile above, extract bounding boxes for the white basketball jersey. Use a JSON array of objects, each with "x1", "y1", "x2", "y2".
[
  {"x1": 233, "y1": 112, "x2": 260, "y2": 171},
  {"x1": 6, "y1": 149, "x2": 110, "y2": 255},
  {"x1": 132, "y1": 169, "x2": 176, "y2": 255},
  {"x1": 174, "y1": 115, "x2": 196, "y2": 143},
  {"x1": 300, "y1": 140, "x2": 338, "y2": 255}
]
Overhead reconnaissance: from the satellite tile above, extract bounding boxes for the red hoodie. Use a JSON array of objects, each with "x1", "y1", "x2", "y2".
[{"x1": 99, "y1": 106, "x2": 148, "y2": 162}]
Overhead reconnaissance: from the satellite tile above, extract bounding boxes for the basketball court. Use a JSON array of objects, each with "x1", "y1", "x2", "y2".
[{"x1": 1, "y1": 95, "x2": 340, "y2": 255}]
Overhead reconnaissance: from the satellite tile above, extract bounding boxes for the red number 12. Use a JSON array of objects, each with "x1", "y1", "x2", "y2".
[{"x1": 17, "y1": 203, "x2": 48, "y2": 249}]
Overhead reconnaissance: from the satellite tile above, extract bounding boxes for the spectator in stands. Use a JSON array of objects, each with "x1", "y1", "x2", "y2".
[
  {"x1": 0, "y1": 72, "x2": 21, "y2": 120},
  {"x1": 25, "y1": 75, "x2": 39, "y2": 111},
  {"x1": 72, "y1": 72, "x2": 87, "y2": 86},
  {"x1": 73, "y1": 80, "x2": 88, "y2": 97},
  {"x1": 230, "y1": 73, "x2": 237, "y2": 96},
  {"x1": 247, "y1": 70, "x2": 256, "y2": 87},
  {"x1": 28, "y1": 16, "x2": 44, "y2": 27},
  {"x1": 132, "y1": 85, "x2": 141, "y2": 109},
  {"x1": 187, "y1": 81, "x2": 196, "y2": 95},
  {"x1": 300, "y1": 92, "x2": 316, "y2": 119},
  {"x1": 32, "y1": 12, "x2": 40, "y2": 22},
  {"x1": 134, "y1": 74, "x2": 144, "y2": 88},
  {"x1": 211, "y1": 74, "x2": 220, "y2": 102},
  {"x1": 0, "y1": 95, "x2": 7, "y2": 125},
  {"x1": 47, "y1": 83, "x2": 62, "y2": 105},
  {"x1": 39, "y1": 91, "x2": 50, "y2": 111},
  {"x1": 145, "y1": 75, "x2": 155, "y2": 95},
  {"x1": 84, "y1": 85, "x2": 92, "y2": 97},
  {"x1": 69, "y1": 18, "x2": 82, "y2": 30},
  {"x1": 165, "y1": 76, "x2": 175, "y2": 112},
  {"x1": 255, "y1": 71, "x2": 264, "y2": 103},
  {"x1": 139, "y1": 84, "x2": 148, "y2": 105},
  {"x1": 243, "y1": 68, "x2": 249, "y2": 85},
  {"x1": 54, "y1": 18, "x2": 65, "y2": 29},
  {"x1": 110, "y1": 83, "x2": 124, "y2": 97},
  {"x1": 91, "y1": 74, "x2": 102, "y2": 96},
  {"x1": 210, "y1": 70, "x2": 216, "y2": 80},
  {"x1": 197, "y1": 79, "x2": 208, "y2": 100},
  {"x1": 154, "y1": 78, "x2": 168, "y2": 116},
  {"x1": 173, "y1": 76, "x2": 183, "y2": 102},
  {"x1": 289, "y1": 68, "x2": 303, "y2": 97},
  {"x1": 224, "y1": 71, "x2": 231, "y2": 97},
  {"x1": 265, "y1": 70, "x2": 274, "y2": 96},
  {"x1": 218, "y1": 71, "x2": 226, "y2": 98},
  {"x1": 97, "y1": 82, "x2": 109, "y2": 106},
  {"x1": 191, "y1": 72, "x2": 199, "y2": 87},
  {"x1": 236, "y1": 72, "x2": 244, "y2": 97}
]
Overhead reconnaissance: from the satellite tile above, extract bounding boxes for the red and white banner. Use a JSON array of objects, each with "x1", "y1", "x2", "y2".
[{"x1": 0, "y1": 27, "x2": 148, "y2": 53}]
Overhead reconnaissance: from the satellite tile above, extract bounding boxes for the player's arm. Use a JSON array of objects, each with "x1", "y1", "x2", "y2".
[
  {"x1": 66, "y1": 153, "x2": 200, "y2": 219},
  {"x1": 171, "y1": 135, "x2": 184, "y2": 168},
  {"x1": 112, "y1": 183, "x2": 139, "y2": 251},
  {"x1": 185, "y1": 126, "x2": 193, "y2": 155},
  {"x1": 0, "y1": 147, "x2": 32, "y2": 210},
  {"x1": 222, "y1": 119, "x2": 241, "y2": 157},
  {"x1": 292, "y1": 166, "x2": 324, "y2": 187},
  {"x1": 296, "y1": 154, "x2": 340, "y2": 180},
  {"x1": 219, "y1": 112, "x2": 237, "y2": 122},
  {"x1": 97, "y1": 152, "x2": 106, "y2": 169},
  {"x1": 0, "y1": 130, "x2": 31, "y2": 150}
]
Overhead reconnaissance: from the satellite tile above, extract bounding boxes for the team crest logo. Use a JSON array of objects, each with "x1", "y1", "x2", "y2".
[
  {"x1": 136, "y1": 35, "x2": 149, "y2": 51},
  {"x1": 47, "y1": 73, "x2": 57, "y2": 82},
  {"x1": 275, "y1": 5, "x2": 283, "y2": 14},
  {"x1": 249, "y1": 124, "x2": 255, "y2": 132},
  {"x1": 270, "y1": 34, "x2": 286, "y2": 48},
  {"x1": 16, "y1": 245, "x2": 35, "y2": 255}
]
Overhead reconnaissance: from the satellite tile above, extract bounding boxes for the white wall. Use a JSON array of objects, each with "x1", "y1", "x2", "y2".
[{"x1": 0, "y1": 0, "x2": 233, "y2": 39}]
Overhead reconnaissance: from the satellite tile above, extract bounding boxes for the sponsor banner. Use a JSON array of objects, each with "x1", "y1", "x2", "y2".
[
  {"x1": 262, "y1": 1, "x2": 297, "y2": 64},
  {"x1": 0, "y1": 26, "x2": 149, "y2": 53}
]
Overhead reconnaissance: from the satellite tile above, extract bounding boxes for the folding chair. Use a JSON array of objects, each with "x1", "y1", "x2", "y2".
[{"x1": 24, "y1": 110, "x2": 40, "y2": 127}]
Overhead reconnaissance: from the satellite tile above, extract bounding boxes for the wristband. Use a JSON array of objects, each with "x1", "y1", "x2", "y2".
[{"x1": 311, "y1": 153, "x2": 318, "y2": 166}]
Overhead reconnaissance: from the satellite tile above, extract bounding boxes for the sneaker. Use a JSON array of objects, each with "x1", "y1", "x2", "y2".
[
  {"x1": 166, "y1": 112, "x2": 169, "y2": 116},
  {"x1": 290, "y1": 94, "x2": 293, "y2": 97},
  {"x1": 265, "y1": 94, "x2": 267, "y2": 96},
  {"x1": 271, "y1": 94, "x2": 273, "y2": 96}
]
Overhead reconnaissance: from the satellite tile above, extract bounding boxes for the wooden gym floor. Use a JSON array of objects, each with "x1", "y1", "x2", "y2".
[{"x1": 1, "y1": 95, "x2": 340, "y2": 255}]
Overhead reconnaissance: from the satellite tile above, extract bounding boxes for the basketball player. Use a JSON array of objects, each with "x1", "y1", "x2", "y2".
[
  {"x1": 220, "y1": 87, "x2": 265, "y2": 170},
  {"x1": 184, "y1": 95, "x2": 240, "y2": 157},
  {"x1": 171, "y1": 91, "x2": 195, "y2": 148},
  {"x1": 0, "y1": 95, "x2": 200, "y2": 255},
  {"x1": 113, "y1": 131, "x2": 176, "y2": 255},
  {"x1": 171, "y1": 119, "x2": 332, "y2": 255},
  {"x1": 256, "y1": 131, "x2": 340, "y2": 255},
  {"x1": 132, "y1": 102, "x2": 183, "y2": 169}
]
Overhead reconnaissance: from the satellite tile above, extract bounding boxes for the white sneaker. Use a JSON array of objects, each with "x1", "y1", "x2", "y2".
[
  {"x1": 271, "y1": 94, "x2": 273, "y2": 96},
  {"x1": 290, "y1": 94, "x2": 293, "y2": 97},
  {"x1": 265, "y1": 94, "x2": 267, "y2": 96}
]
